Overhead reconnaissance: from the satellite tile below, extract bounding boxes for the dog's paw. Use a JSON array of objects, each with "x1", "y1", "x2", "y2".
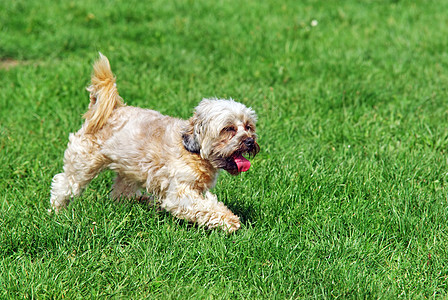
[{"x1": 222, "y1": 214, "x2": 241, "y2": 233}]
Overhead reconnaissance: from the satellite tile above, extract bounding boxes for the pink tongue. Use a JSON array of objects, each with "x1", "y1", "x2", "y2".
[{"x1": 234, "y1": 154, "x2": 251, "y2": 172}]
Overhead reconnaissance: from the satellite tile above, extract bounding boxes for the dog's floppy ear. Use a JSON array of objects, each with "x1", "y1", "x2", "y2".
[{"x1": 182, "y1": 119, "x2": 200, "y2": 154}]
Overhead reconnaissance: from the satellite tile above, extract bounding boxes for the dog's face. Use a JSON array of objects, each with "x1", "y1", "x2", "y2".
[{"x1": 182, "y1": 99, "x2": 260, "y2": 175}]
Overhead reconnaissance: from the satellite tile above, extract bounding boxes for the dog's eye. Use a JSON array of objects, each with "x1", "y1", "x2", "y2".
[
  {"x1": 245, "y1": 125, "x2": 252, "y2": 131},
  {"x1": 224, "y1": 126, "x2": 237, "y2": 133}
]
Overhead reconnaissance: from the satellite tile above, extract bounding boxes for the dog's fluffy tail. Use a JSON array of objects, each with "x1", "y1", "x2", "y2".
[{"x1": 84, "y1": 53, "x2": 124, "y2": 133}]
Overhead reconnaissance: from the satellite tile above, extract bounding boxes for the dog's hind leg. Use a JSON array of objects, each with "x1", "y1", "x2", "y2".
[
  {"x1": 111, "y1": 174, "x2": 143, "y2": 200},
  {"x1": 111, "y1": 174, "x2": 157, "y2": 206},
  {"x1": 50, "y1": 132, "x2": 107, "y2": 212}
]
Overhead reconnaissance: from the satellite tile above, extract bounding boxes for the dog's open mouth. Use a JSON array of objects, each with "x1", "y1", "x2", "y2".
[
  {"x1": 221, "y1": 152, "x2": 252, "y2": 175},
  {"x1": 219, "y1": 140, "x2": 259, "y2": 175},
  {"x1": 233, "y1": 153, "x2": 251, "y2": 172}
]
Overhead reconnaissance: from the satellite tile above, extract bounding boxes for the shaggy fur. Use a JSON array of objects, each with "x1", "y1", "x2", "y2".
[{"x1": 50, "y1": 54, "x2": 260, "y2": 232}]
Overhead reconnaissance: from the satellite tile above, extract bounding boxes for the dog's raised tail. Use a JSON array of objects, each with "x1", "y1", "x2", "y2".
[{"x1": 84, "y1": 53, "x2": 124, "y2": 133}]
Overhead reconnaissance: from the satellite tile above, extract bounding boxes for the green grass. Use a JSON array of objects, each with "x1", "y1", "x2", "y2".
[{"x1": 2, "y1": 0, "x2": 448, "y2": 298}]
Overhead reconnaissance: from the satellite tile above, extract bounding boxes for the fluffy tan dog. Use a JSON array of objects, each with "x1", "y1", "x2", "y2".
[{"x1": 50, "y1": 54, "x2": 259, "y2": 232}]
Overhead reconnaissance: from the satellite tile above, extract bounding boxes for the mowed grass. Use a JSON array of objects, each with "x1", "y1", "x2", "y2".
[{"x1": 2, "y1": 0, "x2": 448, "y2": 298}]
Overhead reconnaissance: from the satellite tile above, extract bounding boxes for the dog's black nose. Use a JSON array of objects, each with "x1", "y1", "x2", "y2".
[{"x1": 244, "y1": 138, "x2": 255, "y2": 148}]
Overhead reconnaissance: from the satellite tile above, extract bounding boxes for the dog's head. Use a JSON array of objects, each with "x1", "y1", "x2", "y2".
[{"x1": 182, "y1": 98, "x2": 260, "y2": 175}]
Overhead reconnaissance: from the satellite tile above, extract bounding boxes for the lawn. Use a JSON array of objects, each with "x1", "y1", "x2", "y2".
[{"x1": 1, "y1": 0, "x2": 448, "y2": 298}]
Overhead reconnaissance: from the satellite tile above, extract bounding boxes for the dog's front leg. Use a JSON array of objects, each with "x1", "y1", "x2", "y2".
[{"x1": 160, "y1": 187, "x2": 240, "y2": 233}]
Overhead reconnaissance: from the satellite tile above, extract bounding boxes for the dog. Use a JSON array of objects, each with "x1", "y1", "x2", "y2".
[{"x1": 50, "y1": 53, "x2": 260, "y2": 232}]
